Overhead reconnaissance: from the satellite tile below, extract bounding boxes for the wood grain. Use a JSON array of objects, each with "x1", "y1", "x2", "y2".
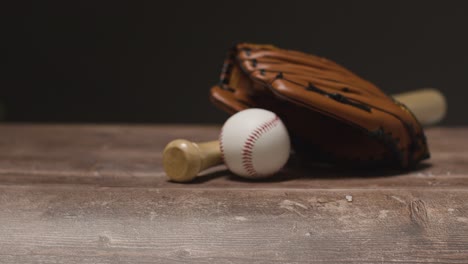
[
  {"x1": 0, "y1": 125, "x2": 467, "y2": 263},
  {"x1": 1, "y1": 186, "x2": 468, "y2": 263},
  {"x1": 0, "y1": 125, "x2": 466, "y2": 188}
]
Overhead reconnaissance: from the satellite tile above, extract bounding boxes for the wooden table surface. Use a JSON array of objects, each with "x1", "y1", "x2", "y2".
[{"x1": 0, "y1": 125, "x2": 467, "y2": 264}]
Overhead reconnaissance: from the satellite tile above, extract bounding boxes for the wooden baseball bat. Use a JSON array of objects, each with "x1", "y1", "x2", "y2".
[{"x1": 163, "y1": 88, "x2": 446, "y2": 182}]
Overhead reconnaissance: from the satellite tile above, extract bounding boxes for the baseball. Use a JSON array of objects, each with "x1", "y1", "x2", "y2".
[{"x1": 219, "y1": 108, "x2": 291, "y2": 179}]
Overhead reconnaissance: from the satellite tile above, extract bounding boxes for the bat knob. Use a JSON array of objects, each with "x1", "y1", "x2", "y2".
[
  {"x1": 162, "y1": 139, "x2": 222, "y2": 182},
  {"x1": 393, "y1": 88, "x2": 447, "y2": 126}
]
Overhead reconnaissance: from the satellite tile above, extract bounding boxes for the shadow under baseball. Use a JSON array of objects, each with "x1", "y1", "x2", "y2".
[
  {"x1": 230, "y1": 163, "x2": 433, "y2": 183},
  {"x1": 193, "y1": 157, "x2": 433, "y2": 183}
]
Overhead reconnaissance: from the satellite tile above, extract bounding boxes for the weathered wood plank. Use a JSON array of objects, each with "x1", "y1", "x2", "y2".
[
  {"x1": 0, "y1": 185, "x2": 467, "y2": 263},
  {"x1": 0, "y1": 125, "x2": 466, "y2": 188},
  {"x1": 0, "y1": 125, "x2": 467, "y2": 263}
]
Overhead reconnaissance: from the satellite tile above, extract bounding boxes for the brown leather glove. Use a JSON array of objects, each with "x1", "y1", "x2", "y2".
[{"x1": 210, "y1": 43, "x2": 429, "y2": 168}]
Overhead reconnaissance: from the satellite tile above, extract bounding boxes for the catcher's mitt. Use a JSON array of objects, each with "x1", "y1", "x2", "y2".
[{"x1": 210, "y1": 43, "x2": 429, "y2": 168}]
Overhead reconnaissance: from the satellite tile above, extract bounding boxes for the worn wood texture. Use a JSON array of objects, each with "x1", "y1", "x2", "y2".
[{"x1": 0, "y1": 125, "x2": 467, "y2": 263}]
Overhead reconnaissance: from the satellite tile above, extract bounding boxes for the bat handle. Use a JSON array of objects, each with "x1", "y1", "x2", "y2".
[
  {"x1": 162, "y1": 139, "x2": 222, "y2": 182},
  {"x1": 392, "y1": 88, "x2": 447, "y2": 126}
]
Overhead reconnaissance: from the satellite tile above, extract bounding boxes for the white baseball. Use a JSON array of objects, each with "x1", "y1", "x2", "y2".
[{"x1": 219, "y1": 108, "x2": 291, "y2": 179}]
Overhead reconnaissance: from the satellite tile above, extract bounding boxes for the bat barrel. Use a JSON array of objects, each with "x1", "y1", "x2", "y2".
[{"x1": 163, "y1": 139, "x2": 222, "y2": 182}]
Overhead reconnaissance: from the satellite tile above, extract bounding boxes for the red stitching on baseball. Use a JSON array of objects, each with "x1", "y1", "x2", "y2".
[
  {"x1": 241, "y1": 115, "x2": 280, "y2": 177},
  {"x1": 219, "y1": 129, "x2": 225, "y2": 163}
]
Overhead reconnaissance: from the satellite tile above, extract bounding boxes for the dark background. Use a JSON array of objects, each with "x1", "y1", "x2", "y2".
[{"x1": 1, "y1": 1, "x2": 467, "y2": 125}]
